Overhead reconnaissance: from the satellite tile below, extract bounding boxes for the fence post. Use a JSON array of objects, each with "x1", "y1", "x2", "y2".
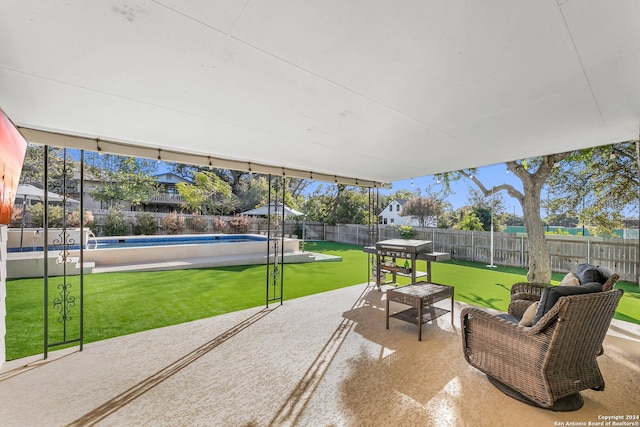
[
  {"x1": 471, "y1": 232, "x2": 474, "y2": 262},
  {"x1": 587, "y1": 239, "x2": 591, "y2": 265}
]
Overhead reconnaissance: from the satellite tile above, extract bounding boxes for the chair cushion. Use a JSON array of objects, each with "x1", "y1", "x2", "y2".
[
  {"x1": 518, "y1": 301, "x2": 539, "y2": 327},
  {"x1": 560, "y1": 272, "x2": 580, "y2": 286},
  {"x1": 575, "y1": 263, "x2": 606, "y2": 285},
  {"x1": 497, "y1": 313, "x2": 521, "y2": 324},
  {"x1": 532, "y1": 283, "x2": 602, "y2": 325}
]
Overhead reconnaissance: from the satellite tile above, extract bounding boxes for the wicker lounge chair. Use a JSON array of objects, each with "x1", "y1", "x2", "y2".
[{"x1": 461, "y1": 266, "x2": 623, "y2": 411}]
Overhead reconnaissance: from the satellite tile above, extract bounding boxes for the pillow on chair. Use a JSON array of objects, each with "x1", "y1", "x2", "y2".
[
  {"x1": 560, "y1": 272, "x2": 580, "y2": 286},
  {"x1": 519, "y1": 302, "x2": 539, "y2": 327},
  {"x1": 532, "y1": 283, "x2": 602, "y2": 326},
  {"x1": 575, "y1": 264, "x2": 605, "y2": 286}
]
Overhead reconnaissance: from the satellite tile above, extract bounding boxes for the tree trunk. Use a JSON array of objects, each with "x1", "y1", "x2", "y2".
[{"x1": 522, "y1": 183, "x2": 551, "y2": 283}]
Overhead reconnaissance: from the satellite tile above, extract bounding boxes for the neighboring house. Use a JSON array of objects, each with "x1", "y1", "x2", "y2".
[
  {"x1": 379, "y1": 198, "x2": 436, "y2": 227},
  {"x1": 69, "y1": 172, "x2": 192, "y2": 213},
  {"x1": 140, "y1": 173, "x2": 191, "y2": 213},
  {"x1": 379, "y1": 198, "x2": 418, "y2": 226}
]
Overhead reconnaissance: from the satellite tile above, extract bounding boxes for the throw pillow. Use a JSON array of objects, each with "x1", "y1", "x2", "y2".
[
  {"x1": 575, "y1": 263, "x2": 605, "y2": 285},
  {"x1": 532, "y1": 283, "x2": 602, "y2": 326},
  {"x1": 560, "y1": 272, "x2": 580, "y2": 286},
  {"x1": 519, "y1": 301, "x2": 539, "y2": 327}
]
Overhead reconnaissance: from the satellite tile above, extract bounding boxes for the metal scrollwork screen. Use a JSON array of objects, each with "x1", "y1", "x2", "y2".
[
  {"x1": 266, "y1": 175, "x2": 285, "y2": 307},
  {"x1": 368, "y1": 187, "x2": 380, "y2": 284},
  {"x1": 44, "y1": 146, "x2": 84, "y2": 358}
]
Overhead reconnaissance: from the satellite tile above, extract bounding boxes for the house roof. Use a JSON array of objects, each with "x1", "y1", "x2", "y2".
[
  {"x1": 2, "y1": 1, "x2": 639, "y2": 187},
  {"x1": 154, "y1": 173, "x2": 193, "y2": 185}
]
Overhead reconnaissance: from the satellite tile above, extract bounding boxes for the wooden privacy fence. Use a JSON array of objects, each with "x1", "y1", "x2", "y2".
[
  {"x1": 325, "y1": 224, "x2": 640, "y2": 282},
  {"x1": 79, "y1": 210, "x2": 331, "y2": 243}
]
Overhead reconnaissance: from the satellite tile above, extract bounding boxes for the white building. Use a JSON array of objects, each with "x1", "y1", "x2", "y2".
[
  {"x1": 379, "y1": 199, "x2": 416, "y2": 226},
  {"x1": 379, "y1": 198, "x2": 437, "y2": 227}
]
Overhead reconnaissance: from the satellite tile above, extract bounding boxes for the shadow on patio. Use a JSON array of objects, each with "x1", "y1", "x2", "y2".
[{"x1": 0, "y1": 282, "x2": 638, "y2": 426}]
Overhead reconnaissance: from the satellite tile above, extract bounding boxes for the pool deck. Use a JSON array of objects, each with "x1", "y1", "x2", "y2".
[
  {"x1": 92, "y1": 251, "x2": 341, "y2": 273},
  {"x1": 1, "y1": 282, "x2": 638, "y2": 426}
]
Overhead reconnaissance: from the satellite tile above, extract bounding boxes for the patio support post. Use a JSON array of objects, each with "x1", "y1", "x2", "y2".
[
  {"x1": 265, "y1": 174, "x2": 284, "y2": 307},
  {"x1": 79, "y1": 150, "x2": 84, "y2": 351},
  {"x1": 266, "y1": 175, "x2": 271, "y2": 307},
  {"x1": 43, "y1": 146, "x2": 49, "y2": 359},
  {"x1": 43, "y1": 146, "x2": 84, "y2": 358},
  {"x1": 367, "y1": 187, "x2": 380, "y2": 284}
]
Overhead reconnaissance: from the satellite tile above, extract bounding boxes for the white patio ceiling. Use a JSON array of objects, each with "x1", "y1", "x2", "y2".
[{"x1": 1, "y1": 0, "x2": 639, "y2": 187}]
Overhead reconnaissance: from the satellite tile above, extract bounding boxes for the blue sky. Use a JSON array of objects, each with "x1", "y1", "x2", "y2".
[
  {"x1": 157, "y1": 158, "x2": 527, "y2": 215},
  {"x1": 382, "y1": 163, "x2": 526, "y2": 215}
]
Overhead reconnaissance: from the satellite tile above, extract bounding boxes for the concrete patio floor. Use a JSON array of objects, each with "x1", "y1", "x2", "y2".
[{"x1": 0, "y1": 282, "x2": 638, "y2": 426}]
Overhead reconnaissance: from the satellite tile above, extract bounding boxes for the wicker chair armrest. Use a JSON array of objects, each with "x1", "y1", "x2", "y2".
[
  {"x1": 461, "y1": 306, "x2": 536, "y2": 335},
  {"x1": 508, "y1": 283, "x2": 548, "y2": 318},
  {"x1": 461, "y1": 306, "x2": 550, "y2": 372},
  {"x1": 510, "y1": 282, "x2": 548, "y2": 300},
  {"x1": 601, "y1": 273, "x2": 619, "y2": 292}
]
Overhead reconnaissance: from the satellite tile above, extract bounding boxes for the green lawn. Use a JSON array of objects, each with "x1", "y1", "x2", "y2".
[{"x1": 5, "y1": 241, "x2": 639, "y2": 360}]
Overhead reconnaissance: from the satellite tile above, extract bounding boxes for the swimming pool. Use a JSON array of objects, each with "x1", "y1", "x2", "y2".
[
  {"x1": 92, "y1": 234, "x2": 267, "y2": 249},
  {"x1": 76, "y1": 233, "x2": 305, "y2": 271},
  {"x1": 7, "y1": 233, "x2": 310, "y2": 278}
]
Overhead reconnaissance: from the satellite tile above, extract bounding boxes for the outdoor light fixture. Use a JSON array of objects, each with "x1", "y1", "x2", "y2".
[
  {"x1": 208, "y1": 156, "x2": 213, "y2": 168},
  {"x1": 248, "y1": 162, "x2": 252, "y2": 176},
  {"x1": 157, "y1": 149, "x2": 162, "y2": 163},
  {"x1": 96, "y1": 139, "x2": 103, "y2": 155},
  {"x1": 411, "y1": 178, "x2": 414, "y2": 186}
]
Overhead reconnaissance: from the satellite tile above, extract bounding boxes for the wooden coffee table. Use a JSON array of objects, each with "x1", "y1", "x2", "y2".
[{"x1": 386, "y1": 281, "x2": 454, "y2": 341}]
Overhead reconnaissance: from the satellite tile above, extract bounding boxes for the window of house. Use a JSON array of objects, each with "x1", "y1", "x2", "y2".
[
  {"x1": 383, "y1": 218, "x2": 388, "y2": 224},
  {"x1": 389, "y1": 205, "x2": 392, "y2": 211},
  {"x1": 390, "y1": 218, "x2": 395, "y2": 224},
  {"x1": 396, "y1": 204, "x2": 400, "y2": 211}
]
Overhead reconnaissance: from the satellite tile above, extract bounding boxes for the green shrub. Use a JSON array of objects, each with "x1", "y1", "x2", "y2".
[
  {"x1": 398, "y1": 225, "x2": 416, "y2": 239},
  {"x1": 212, "y1": 217, "x2": 228, "y2": 233},
  {"x1": 177, "y1": 213, "x2": 186, "y2": 233},
  {"x1": 161, "y1": 211, "x2": 185, "y2": 235},
  {"x1": 228, "y1": 215, "x2": 249, "y2": 234},
  {"x1": 161, "y1": 211, "x2": 178, "y2": 235},
  {"x1": 66, "y1": 208, "x2": 95, "y2": 228},
  {"x1": 189, "y1": 213, "x2": 207, "y2": 233},
  {"x1": 28, "y1": 202, "x2": 64, "y2": 228},
  {"x1": 133, "y1": 212, "x2": 158, "y2": 235},
  {"x1": 103, "y1": 207, "x2": 130, "y2": 236}
]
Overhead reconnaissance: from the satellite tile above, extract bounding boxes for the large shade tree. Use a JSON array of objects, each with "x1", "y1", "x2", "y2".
[
  {"x1": 400, "y1": 196, "x2": 443, "y2": 227},
  {"x1": 176, "y1": 170, "x2": 233, "y2": 215},
  {"x1": 306, "y1": 184, "x2": 369, "y2": 225},
  {"x1": 545, "y1": 140, "x2": 640, "y2": 236},
  {"x1": 440, "y1": 152, "x2": 571, "y2": 283},
  {"x1": 20, "y1": 144, "x2": 73, "y2": 187},
  {"x1": 465, "y1": 187, "x2": 507, "y2": 232},
  {"x1": 171, "y1": 163, "x2": 310, "y2": 212},
  {"x1": 88, "y1": 153, "x2": 160, "y2": 208}
]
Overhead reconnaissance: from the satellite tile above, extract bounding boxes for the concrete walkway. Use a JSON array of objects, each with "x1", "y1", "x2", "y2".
[{"x1": 1, "y1": 283, "x2": 638, "y2": 426}]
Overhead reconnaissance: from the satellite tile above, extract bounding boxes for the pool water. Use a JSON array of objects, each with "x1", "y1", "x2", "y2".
[{"x1": 92, "y1": 234, "x2": 267, "y2": 249}]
